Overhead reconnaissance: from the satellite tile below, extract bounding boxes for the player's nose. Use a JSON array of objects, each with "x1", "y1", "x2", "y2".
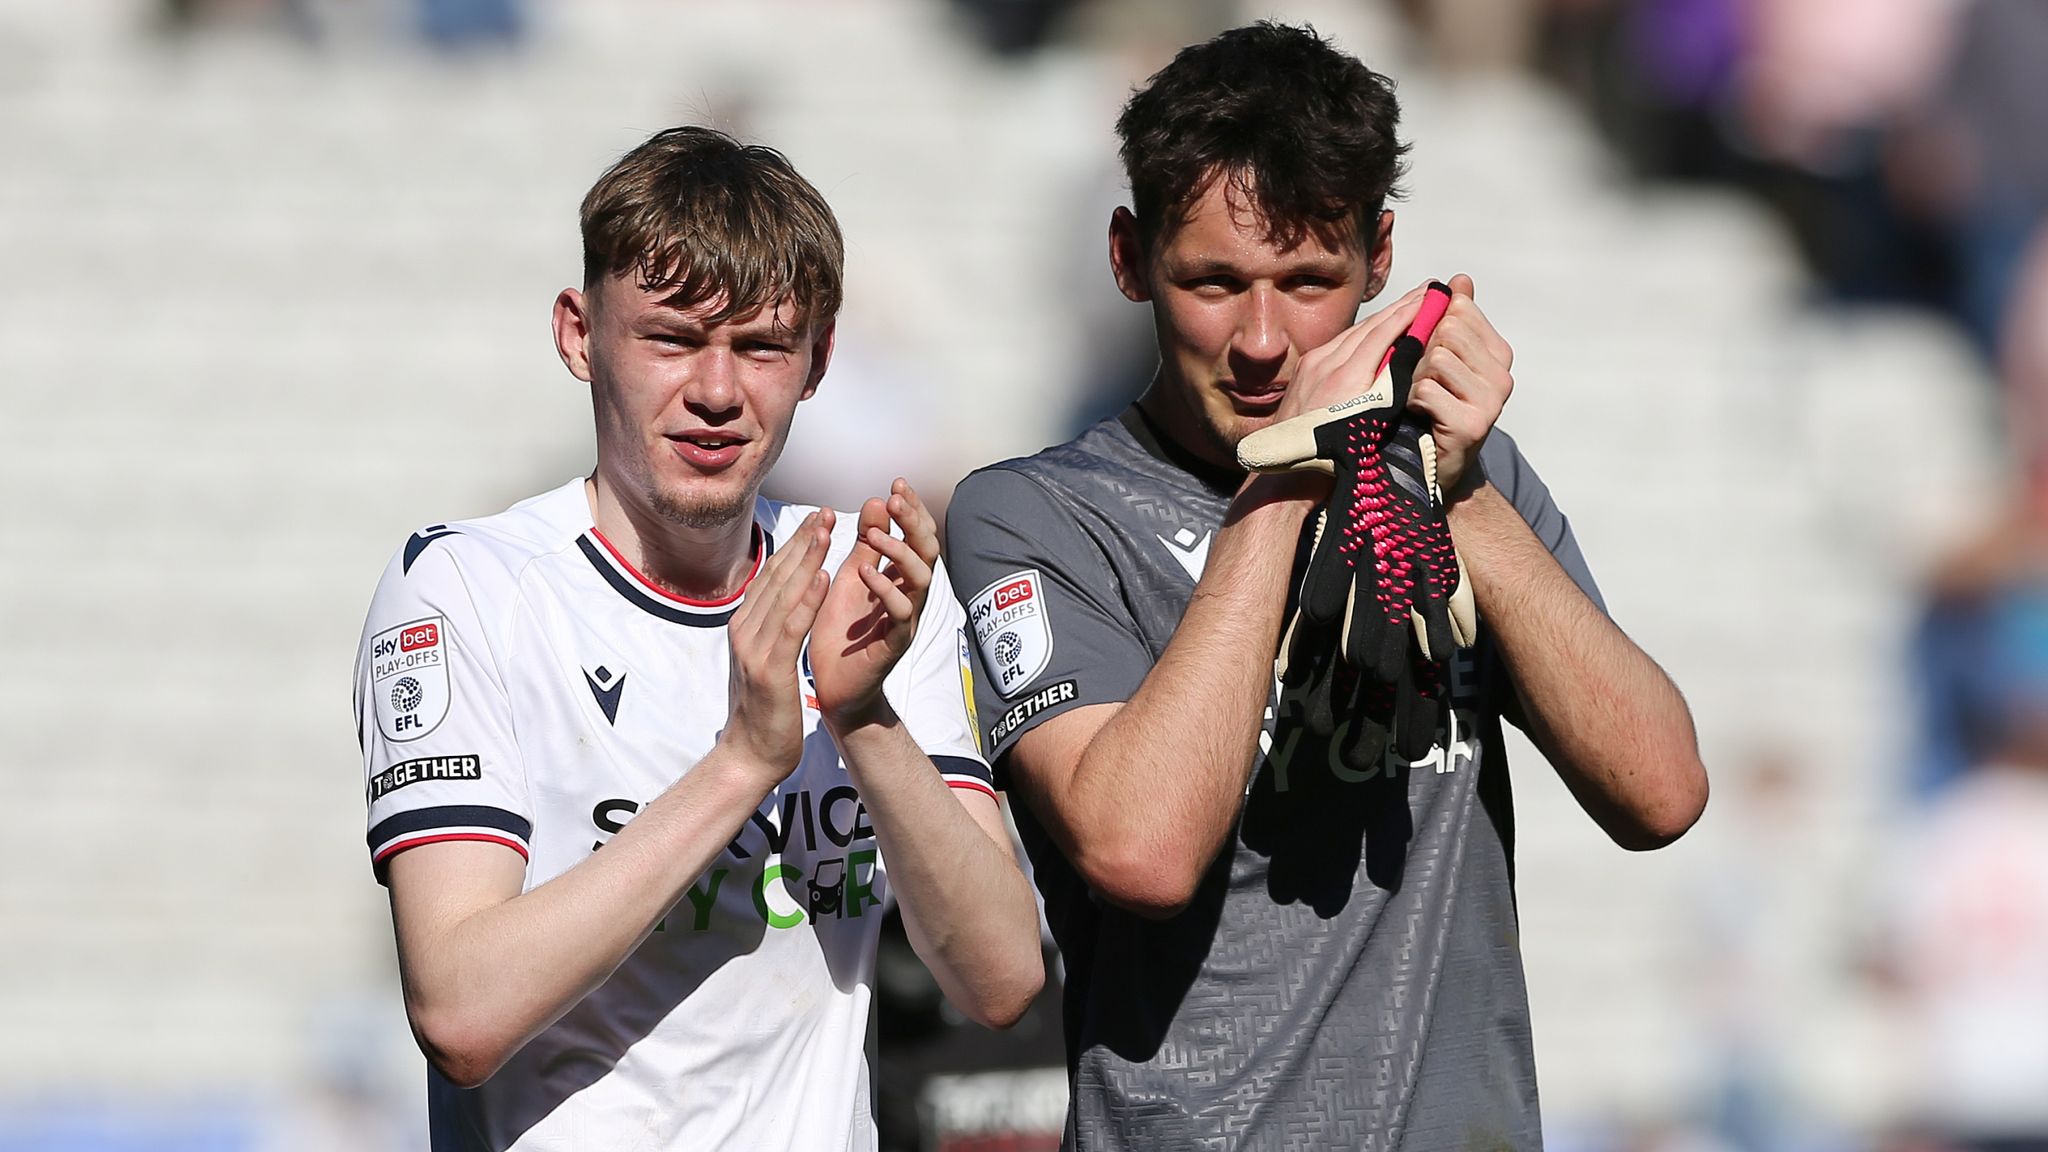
[
  {"x1": 1232, "y1": 284, "x2": 1286, "y2": 364},
  {"x1": 682, "y1": 348, "x2": 742, "y2": 414}
]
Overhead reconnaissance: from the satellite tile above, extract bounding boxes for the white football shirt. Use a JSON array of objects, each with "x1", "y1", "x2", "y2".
[{"x1": 353, "y1": 478, "x2": 991, "y2": 1152}]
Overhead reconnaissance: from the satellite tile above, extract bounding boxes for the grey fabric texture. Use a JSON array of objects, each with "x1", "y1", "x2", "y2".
[{"x1": 944, "y1": 408, "x2": 1601, "y2": 1151}]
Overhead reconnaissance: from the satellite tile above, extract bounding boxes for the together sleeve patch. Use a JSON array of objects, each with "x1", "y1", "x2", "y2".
[
  {"x1": 987, "y1": 678, "x2": 1077, "y2": 748},
  {"x1": 368, "y1": 754, "x2": 483, "y2": 802}
]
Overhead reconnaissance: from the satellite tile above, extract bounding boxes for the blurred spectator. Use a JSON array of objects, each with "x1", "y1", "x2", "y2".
[
  {"x1": 1890, "y1": 648, "x2": 2048, "y2": 1148},
  {"x1": 1739, "y1": 0, "x2": 1960, "y2": 174},
  {"x1": 1930, "y1": 0, "x2": 2048, "y2": 353},
  {"x1": 1911, "y1": 228, "x2": 2048, "y2": 796},
  {"x1": 1726, "y1": 0, "x2": 1961, "y2": 306},
  {"x1": 1547, "y1": 0, "x2": 2048, "y2": 358},
  {"x1": 2005, "y1": 228, "x2": 2048, "y2": 438},
  {"x1": 1898, "y1": 232, "x2": 2048, "y2": 1128},
  {"x1": 1535, "y1": 0, "x2": 1745, "y2": 181}
]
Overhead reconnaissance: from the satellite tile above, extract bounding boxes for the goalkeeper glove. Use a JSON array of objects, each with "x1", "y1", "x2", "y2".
[{"x1": 1238, "y1": 280, "x2": 1477, "y2": 768}]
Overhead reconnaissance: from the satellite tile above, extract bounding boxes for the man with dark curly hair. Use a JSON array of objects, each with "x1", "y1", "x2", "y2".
[{"x1": 945, "y1": 23, "x2": 1707, "y2": 1150}]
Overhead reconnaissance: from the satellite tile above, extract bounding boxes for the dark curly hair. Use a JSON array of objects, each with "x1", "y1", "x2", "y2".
[{"x1": 1115, "y1": 22, "x2": 1408, "y2": 256}]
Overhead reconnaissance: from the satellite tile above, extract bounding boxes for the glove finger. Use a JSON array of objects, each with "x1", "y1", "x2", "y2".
[
  {"x1": 1361, "y1": 609, "x2": 1407, "y2": 686},
  {"x1": 1446, "y1": 550, "x2": 1479, "y2": 648},
  {"x1": 1342, "y1": 568, "x2": 1372, "y2": 667},
  {"x1": 1294, "y1": 506, "x2": 1341, "y2": 625},
  {"x1": 1304, "y1": 651, "x2": 1351, "y2": 738},
  {"x1": 1237, "y1": 403, "x2": 1348, "y2": 473},
  {"x1": 1340, "y1": 664, "x2": 1395, "y2": 772},
  {"x1": 1412, "y1": 574, "x2": 1455, "y2": 664},
  {"x1": 1300, "y1": 526, "x2": 1353, "y2": 627},
  {"x1": 1275, "y1": 606, "x2": 1302, "y2": 683},
  {"x1": 1281, "y1": 605, "x2": 1326, "y2": 689},
  {"x1": 1386, "y1": 333, "x2": 1427, "y2": 411},
  {"x1": 1341, "y1": 707, "x2": 1390, "y2": 774},
  {"x1": 1392, "y1": 662, "x2": 1440, "y2": 762},
  {"x1": 1285, "y1": 639, "x2": 1328, "y2": 734}
]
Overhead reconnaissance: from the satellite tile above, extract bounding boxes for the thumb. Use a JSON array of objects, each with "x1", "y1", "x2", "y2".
[{"x1": 1448, "y1": 273, "x2": 1476, "y2": 300}]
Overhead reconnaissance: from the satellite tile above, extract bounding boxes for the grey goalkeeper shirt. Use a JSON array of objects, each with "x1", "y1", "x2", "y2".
[{"x1": 944, "y1": 407, "x2": 1603, "y2": 1152}]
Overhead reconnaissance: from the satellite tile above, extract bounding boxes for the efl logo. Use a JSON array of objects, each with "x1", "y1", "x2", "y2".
[
  {"x1": 369, "y1": 615, "x2": 451, "y2": 743},
  {"x1": 992, "y1": 579, "x2": 1034, "y2": 612},
  {"x1": 970, "y1": 570, "x2": 1051, "y2": 699}
]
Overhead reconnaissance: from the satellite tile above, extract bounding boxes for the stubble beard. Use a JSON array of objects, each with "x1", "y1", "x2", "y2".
[
  {"x1": 645, "y1": 434, "x2": 786, "y2": 531},
  {"x1": 649, "y1": 483, "x2": 754, "y2": 530},
  {"x1": 1188, "y1": 391, "x2": 1261, "y2": 471}
]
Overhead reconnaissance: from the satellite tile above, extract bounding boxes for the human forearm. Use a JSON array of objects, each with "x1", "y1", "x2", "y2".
[
  {"x1": 831, "y1": 712, "x2": 1042, "y2": 1028},
  {"x1": 1447, "y1": 484, "x2": 1707, "y2": 848},
  {"x1": 393, "y1": 747, "x2": 776, "y2": 1084},
  {"x1": 1056, "y1": 474, "x2": 1317, "y2": 911}
]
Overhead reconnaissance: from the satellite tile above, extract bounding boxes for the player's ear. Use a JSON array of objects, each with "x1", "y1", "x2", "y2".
[
  {"x1": 554, "y1": 287, "x2": 594, "y2": 383},
  {"x1": 1363, "y1": 211, "x2": 1395, "y2": 301},
  {"x1": 1109, "y1": 207, "x2": 1152, "y2": 304},
  {"x1": 801, "y1": 317, "x2": 835, "y2": 401}
]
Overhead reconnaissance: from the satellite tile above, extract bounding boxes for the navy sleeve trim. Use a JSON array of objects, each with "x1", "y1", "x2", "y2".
[
  {"x1": 368, "y1": 805, "x2": 533, "y2": 881},
  {"x1": 933, "y1": 754, "x2": 994, "y2": 786}
]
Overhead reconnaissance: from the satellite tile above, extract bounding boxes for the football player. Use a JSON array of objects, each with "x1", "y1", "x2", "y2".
[{"x1": 354, "y1": 126, "x2": 1042, "y2": 1151}]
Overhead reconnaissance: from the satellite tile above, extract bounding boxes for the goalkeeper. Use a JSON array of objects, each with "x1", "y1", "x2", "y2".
[{"x1": 943, "y1": 21, "x2": 1707, "y2": 1152}]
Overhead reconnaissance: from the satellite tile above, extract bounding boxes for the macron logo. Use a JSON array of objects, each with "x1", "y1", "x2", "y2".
[
  {"x1": 584, "y1": 664, "x2": 627, "y2": 725},
  {"x1": 1157, "y1": 527, "x2": 1210, "y2": 581}
]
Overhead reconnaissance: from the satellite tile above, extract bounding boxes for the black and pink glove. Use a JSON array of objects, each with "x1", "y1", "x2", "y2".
[{"x1": 1237, "y1": 280, "x2": 1478, "y2": 769}]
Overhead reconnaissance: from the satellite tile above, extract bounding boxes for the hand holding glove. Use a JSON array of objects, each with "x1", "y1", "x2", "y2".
[{"x1": 1238, "y1": 280, "x2": 1477, "y2": 769}]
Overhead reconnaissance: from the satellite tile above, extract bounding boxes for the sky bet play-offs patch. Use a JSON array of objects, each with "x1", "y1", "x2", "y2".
[
  {"x1": 969, "y1": 570, "x2": 1051, "y2": 698},
  {"x1": 370, "y1": 615, "x2": 450, "y2": 742}
]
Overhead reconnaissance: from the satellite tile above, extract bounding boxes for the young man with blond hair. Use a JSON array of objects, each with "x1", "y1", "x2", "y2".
[{"x1": 353, "y1": 126, "x2": 1042, "y2": 1151}]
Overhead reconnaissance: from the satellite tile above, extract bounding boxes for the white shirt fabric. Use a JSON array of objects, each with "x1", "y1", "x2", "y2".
[
  {"x1": 352, "y1": 478, "x2": 991, "y2": 1152},
  {"x1": 1895, "y1": 764, "x2": 2048, "y2": 1137}
]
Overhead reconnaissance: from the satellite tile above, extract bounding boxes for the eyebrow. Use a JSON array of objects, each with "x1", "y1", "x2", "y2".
[
  {"x1": 634, "y1": 313, "x2": 801, "y2": 348},
  {"x1": 643, "y1": 299, "x2": 803, "y2": 335},
  {"x1": 635, "y1": 314, "x2": 702, "y2": 332},
  {"x1": 1171, "y1": 257, "x2": 1352, "y2": 280}
]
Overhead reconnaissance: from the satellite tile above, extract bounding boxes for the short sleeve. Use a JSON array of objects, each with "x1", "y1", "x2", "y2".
[
  {"x1": 353, "y1": 535, "x2": 533, "y2": 883},
  {"x1": 944, "y1": 466, "x2": 1154, "y2": 767},
  {"x1": 882, "y1": 559, "x2": 996, "y2": 799},
  {"x1": 1480, "y1": 428, "x2": 1606, "y2": 612}
]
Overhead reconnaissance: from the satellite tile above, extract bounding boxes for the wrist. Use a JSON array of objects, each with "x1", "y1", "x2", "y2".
[
  {"x1": 1443, "y1": 450, "x2": 1489, "y2": 508},
  {"x1": 1444, "y1": 475, "x2": 1506, "y2": 537},
  {"x1": 720, "y1": 721, "x2": 798, "y2": 783},
  {"x1": 1229, "y1": 469, "x2": 1325, "y2": 523},
  {"x1": 822, "y1": 697, "x2": 901, "y2": 741},
  {"x1": 713, "y1": 732, "x2": 797, "y2": 791}
]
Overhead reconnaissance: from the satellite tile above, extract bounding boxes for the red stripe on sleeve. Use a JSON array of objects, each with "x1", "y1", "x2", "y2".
[
  {"x1": 945, "y1": 778, "x2": 999, "y2": 800},
  {"x1": 374, "y1": 832, "x2": 530, "y2": 865}
]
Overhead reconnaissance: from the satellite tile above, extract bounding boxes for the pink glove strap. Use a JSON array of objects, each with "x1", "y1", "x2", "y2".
[{"x1": 1376, "y1": 280, "x2": 1454, "y2": 374}]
